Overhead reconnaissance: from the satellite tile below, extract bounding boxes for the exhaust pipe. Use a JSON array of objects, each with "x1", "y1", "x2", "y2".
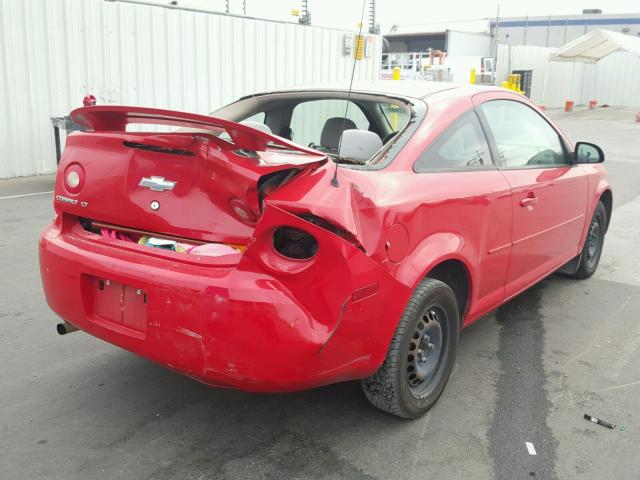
[{"x1": 56, "y1": 322, "x2": 79, "y2": 335}]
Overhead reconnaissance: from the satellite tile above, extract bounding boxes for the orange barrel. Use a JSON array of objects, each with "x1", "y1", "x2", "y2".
[
  {"x1": 589, "y1": 100, "x2": 598, "y2": 109},
  {"x1": 565, "y1": 101, "x2": 574, "y2": 112}
]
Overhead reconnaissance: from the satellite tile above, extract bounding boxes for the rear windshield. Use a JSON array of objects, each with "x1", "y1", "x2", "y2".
[{"x1": 210, "y1": 92, "x2": 418, "y2": 168}]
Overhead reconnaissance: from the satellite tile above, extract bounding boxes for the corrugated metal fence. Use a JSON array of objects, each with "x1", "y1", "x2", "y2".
[
  {"x1": 496, "y1": 44, "x2": 640, "y2": 108},
  {"x1": 0, "y1": 0, "x2": 381, "y2": 178}
]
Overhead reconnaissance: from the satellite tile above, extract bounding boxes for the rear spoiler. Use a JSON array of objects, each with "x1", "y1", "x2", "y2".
[{"x1": 70, "y1": 105, "x2": 326, "y2": 156}]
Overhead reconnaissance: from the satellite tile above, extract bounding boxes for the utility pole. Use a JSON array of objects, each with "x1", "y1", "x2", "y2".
[
  {"x1": 368, "y1": 0, "x2": 380, "y2": 34},
  {"x1": 299, "y1": 0, "x2": 311, "y2": 25},
  {"x1": 493, "y1": 4, "x2": 500, "y2": 67},
  {"x1": 225, "y1": 0, "x2": 229, "y2": 14},
  {"x1": 243, "y1": 0, "x2": 246, "y2": 15}
]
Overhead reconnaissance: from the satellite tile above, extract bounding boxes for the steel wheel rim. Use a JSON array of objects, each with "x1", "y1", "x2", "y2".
[
  {"x1": 586, "y1": 216, "x2": 602, "y2": 268},
  {"x1": 407, "y1": 306, "x2": 446, "y2": 397}
]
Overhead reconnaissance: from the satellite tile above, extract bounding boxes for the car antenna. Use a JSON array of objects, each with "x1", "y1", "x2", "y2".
[{"x1": 331, "y1": 0, "x2": 367, "y2": 188}]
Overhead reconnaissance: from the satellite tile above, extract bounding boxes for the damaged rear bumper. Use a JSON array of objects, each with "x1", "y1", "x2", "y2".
[{"x1": 39, "y1": 207, "x2": 410, "y2": 392}]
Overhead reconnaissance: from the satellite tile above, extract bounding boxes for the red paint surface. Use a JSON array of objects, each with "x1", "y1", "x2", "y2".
[{"x1": 40, "y1": 89, "x2": 610, "y2": 392}]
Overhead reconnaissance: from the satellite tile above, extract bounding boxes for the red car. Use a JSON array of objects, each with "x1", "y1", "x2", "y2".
[{"x1": 40, "y1": 82, "x2": 611, "y2": 418}]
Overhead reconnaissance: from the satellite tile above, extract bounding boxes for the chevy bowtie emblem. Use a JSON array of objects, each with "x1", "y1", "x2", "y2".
[{"x1": 138, "y1": 176, "x2": 176, "y2": 192}]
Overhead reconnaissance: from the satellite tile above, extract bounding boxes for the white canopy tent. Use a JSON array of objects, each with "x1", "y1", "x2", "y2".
[
  {"x1": 550, "y1": 29, "x2": 640, "y2": 63},
  {"x1": 545, "y1": 29, "x2": 640, "y2": 109}
]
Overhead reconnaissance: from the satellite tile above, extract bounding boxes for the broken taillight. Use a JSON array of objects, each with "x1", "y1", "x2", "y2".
[{"x1": 272, "y1": 226, "x2": 318, "y2": 260}]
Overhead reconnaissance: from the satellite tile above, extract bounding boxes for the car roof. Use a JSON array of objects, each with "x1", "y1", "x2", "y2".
[{"x1": 250, "y1": 81, "x2": 501, "y2": 101}]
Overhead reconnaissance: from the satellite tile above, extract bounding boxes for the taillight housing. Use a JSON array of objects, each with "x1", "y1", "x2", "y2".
[
  {"x1": 229, "y1": 197, "x2": 258, "y2": 225},
  {"x1": 272, "y1": 226, "x2": 318, "y2": 259},
  {"x1": 64, "y1": 163, "x2": 85, "y2": 194}
]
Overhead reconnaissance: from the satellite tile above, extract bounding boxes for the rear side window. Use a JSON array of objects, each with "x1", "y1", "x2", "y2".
[
  {"x1": 480, "y1": 100, "x2": 566, "y2": 167},
  {"x1": 414, "y1": 111, "x2": 493, "y2": 171},
  {"x1": 242, "y1": 111, "x2": 266, "y2": 124},
  {"x1": 379, "y1": 103, "x2": 410, "y2": 133}
]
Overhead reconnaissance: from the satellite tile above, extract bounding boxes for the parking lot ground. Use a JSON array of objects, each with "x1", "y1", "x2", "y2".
[
  {"x1": 0, "y1": 174, "x2": 55, "y2": 199},
  {"x1": 1, "y1": 108, "x2": 639, "y2": 480}
]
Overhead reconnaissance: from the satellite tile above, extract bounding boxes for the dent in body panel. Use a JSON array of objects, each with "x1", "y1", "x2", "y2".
[
  {"x1": 240, "y1": 204, "x2": 411, "y2": 378},
  {"x1": 386, "y1": 170, "x2": 513, "y2": 324},
  {"x1": 273, "y1": 161, "x2": 514, "y2": 328}
]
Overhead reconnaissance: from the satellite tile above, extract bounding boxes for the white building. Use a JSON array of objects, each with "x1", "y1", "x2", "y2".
[
  {"x1": 0, "y1": 0, "x2": 381, "y2": 178},
  {"x1": 492, "y1": 11, "x2": 640, "y2": 48}
]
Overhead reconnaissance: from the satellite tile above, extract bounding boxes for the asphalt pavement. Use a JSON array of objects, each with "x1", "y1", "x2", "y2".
[{"x1": 1, "y1": 108, "x2": 639, "y2": 480}]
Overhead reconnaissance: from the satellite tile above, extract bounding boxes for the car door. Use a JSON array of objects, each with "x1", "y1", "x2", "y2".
[
  {"x1": 411, "y1": 109, "x2": 513, "y2": 321},
  {"x1": 476, "y1": 96, "x2": 588, "y2": 298}
]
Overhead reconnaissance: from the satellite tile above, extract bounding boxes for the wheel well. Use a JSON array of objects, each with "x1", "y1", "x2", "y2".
[
  {"x1": 426, "y1": 260, "x2": 470, "y2": 320},
  {"x1": 599, "y1": 189, "x2": 612, "y2": 232}
]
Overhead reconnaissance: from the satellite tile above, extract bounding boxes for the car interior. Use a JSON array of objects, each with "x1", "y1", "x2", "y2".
[{"x1": 210, "y1": 91, "x2": 413, "y2": 164}]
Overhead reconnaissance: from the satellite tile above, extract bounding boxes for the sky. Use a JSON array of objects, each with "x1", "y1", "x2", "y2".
[{"x1": 147, "y1": 0, "x2": 640, "y2": 33}]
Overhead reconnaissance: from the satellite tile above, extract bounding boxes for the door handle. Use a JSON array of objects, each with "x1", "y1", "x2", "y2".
[{"x1": 519, "y1": 195, "x2": 538, "y2": 208}]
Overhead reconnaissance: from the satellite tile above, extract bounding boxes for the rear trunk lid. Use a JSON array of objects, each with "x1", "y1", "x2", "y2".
[{"x1": 56, "y1": 106, "x2": 327, "y2": 244}]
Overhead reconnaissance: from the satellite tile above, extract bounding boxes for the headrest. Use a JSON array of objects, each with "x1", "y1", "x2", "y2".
[{"x1": 320, "y1": 117, "x2": 357, "y2": 149}]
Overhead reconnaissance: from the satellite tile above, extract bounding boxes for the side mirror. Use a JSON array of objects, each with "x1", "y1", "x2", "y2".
[{"x1": 575, "y1": 142, "x2": 604, "y2": 164}]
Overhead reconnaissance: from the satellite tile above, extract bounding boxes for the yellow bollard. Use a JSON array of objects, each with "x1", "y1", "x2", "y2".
[
  {"x1": 510, "y1": 73, "x2": 522, "y2": 93},
  {"x1": 503, "y1": 74, "x2": 523, "y2": 94},
  {"x1": 392, "y1": 66, "x2": 401, "y2": 81},
  {"x1": 469, "y1": 68, "x2": 476, "y2": 84}
]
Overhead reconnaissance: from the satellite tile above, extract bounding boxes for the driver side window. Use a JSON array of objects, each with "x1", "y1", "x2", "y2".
[{"x1": 480, "y1": 100, "x2": 566, "y2": 167}]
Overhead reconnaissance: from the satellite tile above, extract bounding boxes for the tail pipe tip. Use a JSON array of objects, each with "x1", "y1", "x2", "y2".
[{"x1": 57, "y1": 322, "x2": 79, "y2": 335}]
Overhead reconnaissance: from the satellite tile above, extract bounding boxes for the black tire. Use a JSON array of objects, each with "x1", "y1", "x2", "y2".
[
  {"x1": 361, "y1": 278, "x2": 460, "y2": 418},
  {"x1": 570, "y1": 201, "x2": 607, "y2": 279}
]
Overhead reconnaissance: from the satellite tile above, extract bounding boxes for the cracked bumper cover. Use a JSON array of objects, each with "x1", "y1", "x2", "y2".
[{"x1": 39, "y1": 208, "x2": 410, "y2": 392}]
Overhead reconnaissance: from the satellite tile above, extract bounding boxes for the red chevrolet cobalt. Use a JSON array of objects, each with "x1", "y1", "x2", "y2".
[{"x1": 40, "y1": 82, "x2": 611, "y2": 418}]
